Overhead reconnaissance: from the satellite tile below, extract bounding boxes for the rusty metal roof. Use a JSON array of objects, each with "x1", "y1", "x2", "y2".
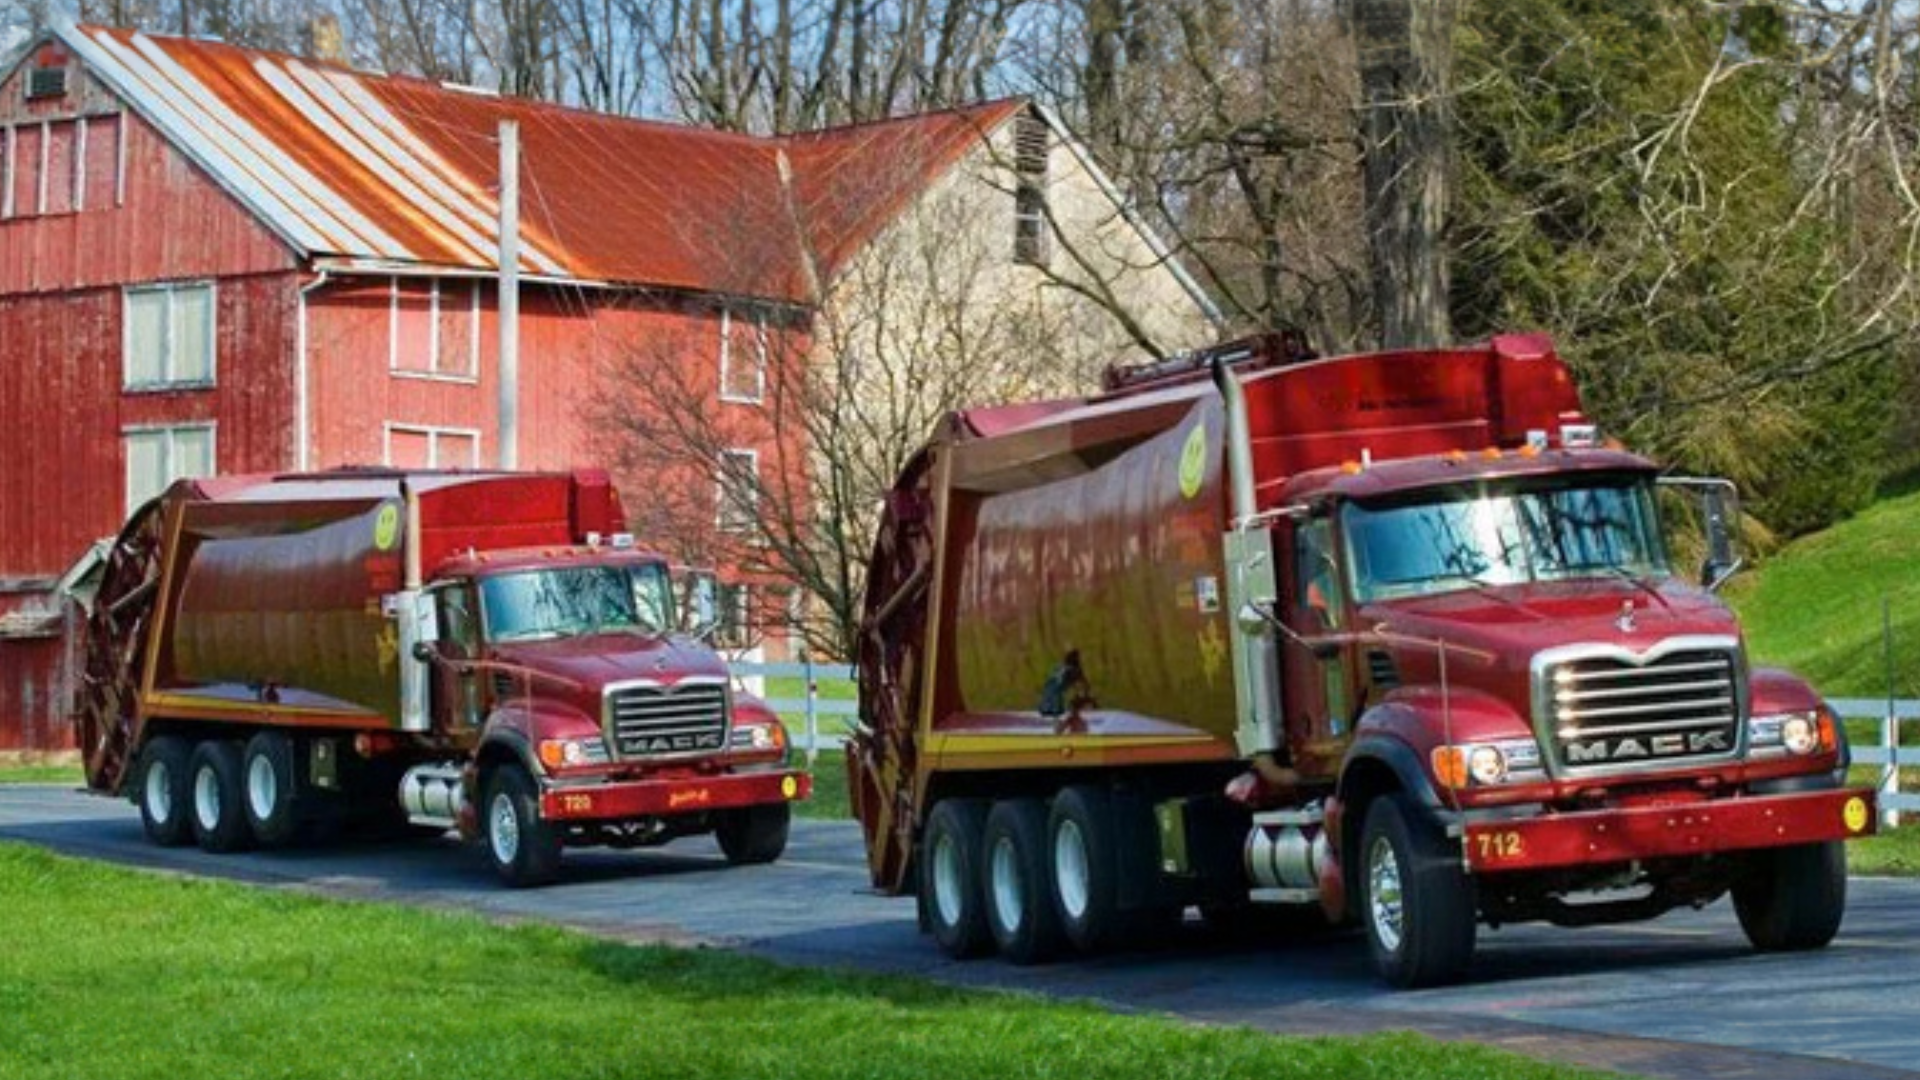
[{"x1": 54, "y1": 22, "x2": 1023, "y2": 301}]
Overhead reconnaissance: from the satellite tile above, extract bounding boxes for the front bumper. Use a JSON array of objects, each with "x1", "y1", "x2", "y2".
[
  {"x1": 539, "y1": 768, "x2": 812, "y2": 822},
  {"x1": 1463, "y1": 786, "x2": 1876, "y2": 873}
]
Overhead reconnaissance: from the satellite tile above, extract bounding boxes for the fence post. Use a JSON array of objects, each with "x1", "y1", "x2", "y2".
[
  {"x1": 804, "y1": 656, "x2": 819, "y2": 769},
  {"x1": 1884, "y1": 710, "x2": 1901, "y2": 830}
]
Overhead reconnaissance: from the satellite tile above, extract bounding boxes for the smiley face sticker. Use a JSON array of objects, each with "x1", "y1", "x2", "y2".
[
  {"x1": 1178, "y1": 422, "x2": 1208, "y2": 499},
  {"x1": 373, "y1": 503, "x2": 401, "y2": 551},
  {"x1": 1844, "y1": 796, "x2": 1869, "y2": 833}
]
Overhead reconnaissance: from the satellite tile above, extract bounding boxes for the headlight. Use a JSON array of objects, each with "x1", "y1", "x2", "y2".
[
  {"x1": 1748, "y1": 708, "x2": 1835, "y2": 757},
  {"x1": 537, "y1": 737, "x2": 608, "y2": 769},
  {"x1": 730, "y1": 722, "x2": 788, "y2": 752},
  {"x1": 1432, "y1": 739, "x2": 1545, "y2": 789}
]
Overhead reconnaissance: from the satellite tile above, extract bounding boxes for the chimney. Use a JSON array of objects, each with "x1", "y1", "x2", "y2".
[{"x1": 304, "y1": 15, "x2": 346, "y2": 64}]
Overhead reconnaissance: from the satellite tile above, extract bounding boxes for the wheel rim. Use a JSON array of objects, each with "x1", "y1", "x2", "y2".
[
  {"x1": 1054, "y1": 819, "x2": 1090, "y2": 921},
  {"x1": 932, "y1": 832, "x2": 965, "y2": 928},
  {"x1": 143, "y1": 759, "x2": 172, "y2": 824},
  {"x1": 193, "y1": 764, "x2": 221, "y2": 831},
  {"x1": 247, "y1": 755, "x2": 277, "y2": 822},
  {"x1": 1367, "y1": 834, "x2": 1405, "y2": 954},
  {"x1": 490, "y1": 792, "x2": 520, "y2": 865},
  {"x1": 990, "y1": 835, "x2": 1023, "y2": 933}
]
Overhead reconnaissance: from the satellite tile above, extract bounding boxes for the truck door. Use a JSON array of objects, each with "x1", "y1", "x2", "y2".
[
  {"x1": 431, "y1": 581, "x2": 484, "y2": 728},
  {"x1": 1281, "y1": 513, "x2": 1358, "y2": 771}
]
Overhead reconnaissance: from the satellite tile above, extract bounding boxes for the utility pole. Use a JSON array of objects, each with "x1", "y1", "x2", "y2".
[{"x1": 497, "y1": 120, "x2": 520, "y2": 470}]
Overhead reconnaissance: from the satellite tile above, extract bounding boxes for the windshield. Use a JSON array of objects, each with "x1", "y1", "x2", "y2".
[
  {"x1": 479, "y1": 562, "x2": 677, "y2": 642},
  {"x1": 1343, "y1": 479, "x2": 1669, "y2": 602}
]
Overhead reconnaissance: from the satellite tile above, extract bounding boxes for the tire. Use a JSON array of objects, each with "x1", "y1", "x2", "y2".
[
  {"x1": 188, "y1": 740, "x2": 253, "y2": 854},
  {"x1": 983, "y1": 798, "x2": 1065, "y2": 965},
  {"x1": 483, "y1": 764, "x2": 562, "y2": 888},
  {"x1": 1358, "y1": 794, "x2": 1475, "y2": 988},
  {"x1": 1048, "y1": 785, "x2": 1124, "y2": 954},
  {"x1": 134, "y1": 736, "x2": 193, "y2": 847},
  {"x1": 716, "y1": 802, "x2": 791, "y2": 865},
  {"x1": 241, "y1": 731, "x2": 299, "y2": 848},
  {"x1": 921, "y1": 799, "x2": 991, "y2": 959},
  {"x1": 1734, "y1": 841, "x2": 1847, "y2": 952}
]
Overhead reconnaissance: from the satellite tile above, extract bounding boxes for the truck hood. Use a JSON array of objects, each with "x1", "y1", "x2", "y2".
[
  {"x1": 492, "y1": 633, "x2": 731, "y2": 691},
  {"x1": 1362, "y1": 577, "x2": 1740, "y2": 673}
]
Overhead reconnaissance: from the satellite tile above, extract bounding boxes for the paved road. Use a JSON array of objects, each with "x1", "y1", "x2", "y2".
[{"x1": 4, "y1": 783, "x2": 1917, "y2": 1080}]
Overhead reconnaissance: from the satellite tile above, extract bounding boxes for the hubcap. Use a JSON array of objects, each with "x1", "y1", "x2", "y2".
[
  {"x1": 1054, "y1": 819, "x2": 1090, "y2": 921},
  {"x1": 143, "y1": 759, "x2": 172, "y2": 824},
  {"x1": 990, "y1": 835, "x2": 1023, "y2": 933},
  {"x1": 1367, "y1": 835, "x2": 1405, "y2": 954},
  {"x1": 932, "y1": 833, "x2": 965, "y2": 927},
  {"x1": 490, "y1": 792, "x2": 520, "y2": 865},
  {"x1": 247, "y1": 754, "x2": 277, "y2": 822},
  {"x1": 193, "y1": 764, "x2": 221, "y2": 831}
]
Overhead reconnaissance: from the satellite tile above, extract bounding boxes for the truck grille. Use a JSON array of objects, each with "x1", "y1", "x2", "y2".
[
  {"x1": 1539, "y1": 644, "x2": 1743, "y2": 773},
  {"x1": 603, "y1": 681, "x2": 730, "y2": 760}
]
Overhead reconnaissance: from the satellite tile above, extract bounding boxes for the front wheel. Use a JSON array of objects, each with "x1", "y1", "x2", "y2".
[
  {"x1": 1734, "y1": 841, "x2": 1846, "y2": 952},
  {"x1": 715, "y1": 803, "x2": 790, "y2": 865},
  {"x1": 1358, "y1": 794, "x2": 1475, "y2": 988},
  {"x1": 483, "y1": 765, "x2": 562, "y2": 888}
]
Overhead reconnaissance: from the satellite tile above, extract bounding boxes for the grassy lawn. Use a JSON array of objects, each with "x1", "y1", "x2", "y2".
[
  {"x1": 0, "y1": 762, "x2": 82, "y2": 785},
  {"x1": 1726, "y1": 487, "x2": 1920, "y2": 698},
  {"x1": 0, "y1": 842, "x2": 1618, "y2": 1080}
]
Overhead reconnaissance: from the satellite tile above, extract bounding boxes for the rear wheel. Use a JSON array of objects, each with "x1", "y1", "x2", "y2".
[
  {"x1": 135, "y1": 736, "x2": 193, "y2": 847},
  {"x1": 983, "y1": 798, "x2": 1064, "y2": 965},
  {"x1": 1734, "y1": 841, "x2": 1846, "y2": 952},
  {"x1": 242, "y1": 732, "x2": 299, "y2": 847},
  {"x1": 1359, "y1": 794, "x2": 1475, "y2": 988},
  {"x1": 1048, "y1": 785, "x2": 1124, "y2": 954},
  {"x1": 921, "y1": 799, "x2": 991, "y2": 958},
  {"x1": 716, "y1": 803, "x2": 790, "y2": 865},
  {"x1": 189, "y1": 741, "x2": 252, "y2": 854},
  {"x1": 484, "y1": 765, "x2": 562, "y2": 888}
]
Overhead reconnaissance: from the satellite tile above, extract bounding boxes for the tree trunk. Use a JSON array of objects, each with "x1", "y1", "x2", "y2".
[{"x1": 1349, "y1": 0, "x2": 1455, "y2": 348}]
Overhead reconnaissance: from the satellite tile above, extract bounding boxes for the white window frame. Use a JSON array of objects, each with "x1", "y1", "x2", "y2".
[
  {"x1": 123, "y1": 422, "x2": 216, "y2": 516},
  {"x1": 122, "y1": 281, "x2": 217, "y2": 391},
  {"x1": 716, "y1": 448, "x2": 760, "y2": 532},
  {"x1": 716, "y1": 581, "x2": 753, "y2": 650},
  {"x1": 2, "y1": 125, "x2": 14, "y2": 219},
  {"x1": 382, "y1": 422, "x2": 483, "y2": 469},
  {"x1": 388, "y1": 277, "x2": 480, "y2": 383},
  {"x1": 718, "y1": 306, "x2": 767, "y2": 405}
]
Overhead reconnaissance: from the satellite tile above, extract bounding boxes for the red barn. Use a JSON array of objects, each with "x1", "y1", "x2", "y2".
[{"x1": 0, "y1": 22, "x2": 1219, "y2": 750}]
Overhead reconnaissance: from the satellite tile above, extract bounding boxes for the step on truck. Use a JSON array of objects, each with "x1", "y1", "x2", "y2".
[
  {"x1": 848, "y1": 332, "x2": 1875, "y2": 986},
  {"x1": 75, "y1": 468, "x2": 809, "y2": 887}
]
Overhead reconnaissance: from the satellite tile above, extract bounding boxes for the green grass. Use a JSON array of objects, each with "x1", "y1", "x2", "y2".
[
  {"x1": 0, "y1": 762, "x2": 82, "y2": 785},
  {"x1": 0, "y1": 842, "x2": 1618, "y2": 1080},
  {"x1": 797, "y1": 750, "x2": 850, "y2": 821},
  {"x1": 1726, "y1": 487, "x2": 1920, "y2": 697}
]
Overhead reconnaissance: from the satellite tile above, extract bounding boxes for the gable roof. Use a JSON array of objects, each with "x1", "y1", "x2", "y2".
[{"x1": 45, "y1": 20, "x2": 1025, "y2": 302}]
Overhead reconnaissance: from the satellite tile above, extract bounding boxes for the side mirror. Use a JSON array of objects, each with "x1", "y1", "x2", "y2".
[
  {"x1": 672, "y1": 567, "x2": 722, "y2": 640},
  {"x1": 1658, "y1": 477, "x2": 1743, "y2": 591}
]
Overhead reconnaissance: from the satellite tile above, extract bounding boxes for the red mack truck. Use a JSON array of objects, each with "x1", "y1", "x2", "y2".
[
  {"x1": 848, "y1": 332, "x2": 1875, "y2": 986},
  {"x1": 74, "y1": 468, "x2": 809, "y2": 887}
]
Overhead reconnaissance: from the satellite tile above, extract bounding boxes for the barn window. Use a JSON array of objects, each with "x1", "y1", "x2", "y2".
[
  {"x1": 716, "y1": 448, "x2": 760, "y2": 533},
  {"x1": 384, "y1": 423, "x2": 481, "y2": 469},
  {"x1": 719, "y1": 306, "x2": 767, "y2": 404},
  {"x1": 390, "y1": 278, "x2": 478, "y2": 380},
  {"x1": 123, "y1": 282, "x2": 215, "y2": 389},
  {"x1": 1012, "y1": 113, "x2": 1050, "y2": 267},
  {"x1": 124, "y1": 424, "x2": 214, "y2": 515},
  {"x1": 715, "y1": 582, "x2": 752, "y2": 650}
]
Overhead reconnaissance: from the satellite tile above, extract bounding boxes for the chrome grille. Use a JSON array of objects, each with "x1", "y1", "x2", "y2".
[
  {"x1": 1539, "y1": 644, "x2": 1743, "y2": 773},
  {"x1": 603, "y1": 681, "x2": 730, "y2": 760}
]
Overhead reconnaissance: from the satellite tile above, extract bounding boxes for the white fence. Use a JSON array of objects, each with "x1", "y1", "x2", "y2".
[
  {"x1": 733, "y1": 668, "x2": 1920, "y2": 825},
  {"x1": 729, "y1": 660, "x2": 856, "y2": 765},
  {"x1": 1831, "y1": 698, "x2": 1920, "y2": 827}
]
